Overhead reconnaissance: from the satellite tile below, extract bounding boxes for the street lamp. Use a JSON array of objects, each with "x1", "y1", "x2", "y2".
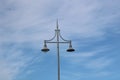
[{"x1": 41, "y1": 20, "x2": 75, "y2": 80}]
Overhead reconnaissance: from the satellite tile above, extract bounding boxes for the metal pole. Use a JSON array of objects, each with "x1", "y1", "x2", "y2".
[{"x1": 56, "y1": 22, "x2": 60, "y2": 80}]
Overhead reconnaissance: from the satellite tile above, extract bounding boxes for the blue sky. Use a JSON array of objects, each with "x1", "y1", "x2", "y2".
[{"x1": 0, "y1": 0, "x2": 120, "y2": 80}]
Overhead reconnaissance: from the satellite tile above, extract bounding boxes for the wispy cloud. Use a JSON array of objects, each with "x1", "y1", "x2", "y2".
[
  {"x1": 0, "y1": 42, "x2": 42, "y2": 80},
  {"x1": 84, "y1": 57, "x2": 113, "y2": 69},
  {"x1": 0, "y1": 0, "x2": 120, "y2": 44},
  {"x1": 0, "y1": 48, "x2": 26, "y2": 80},
  {"x1": 57, "y1": 0, "x2": 120, "y2": 39},
  {"x1": 61, "y1": 70, "x2": 112, "y2": 80},
  {"x1": 61, "y1": 45, "x2": 114, "y2": 78}
]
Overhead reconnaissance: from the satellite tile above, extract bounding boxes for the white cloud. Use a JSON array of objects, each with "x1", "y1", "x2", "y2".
[
  {"x1": 0, "y1": 0, "x2": 120, "y2": 44},
  {"x1": 57, "y1": 0, "x2": 120, "y2": 38},
  {"x1": 84, "y1": 57, "x2": 113, "y2": 69},
  {"x1": 62, "y1": 46, "x2": 114, "y2": 72},
  {"x1": 61, "y1": 70, "x2": 112, "y2": 80},
  {"x1": 0, "y1": 49, "x2": 25, "y2": 80},
  {"x1": 0, "y1": 43, "x2": 42, "y2": 80}
]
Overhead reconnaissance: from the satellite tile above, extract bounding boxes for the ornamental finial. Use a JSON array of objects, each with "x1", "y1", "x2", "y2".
[{"x1": 56, "y1": 19, "x2": 59, "y2": 30}]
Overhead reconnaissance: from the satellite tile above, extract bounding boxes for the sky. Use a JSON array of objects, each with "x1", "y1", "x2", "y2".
[{"x1": 0, "y1": 0, "x2": 120, "y2": 80}]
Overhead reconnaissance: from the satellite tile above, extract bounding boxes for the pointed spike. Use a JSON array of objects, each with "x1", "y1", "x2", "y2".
[{"x1": 56, "y1": 19, "x2": 59, "y2": 30}]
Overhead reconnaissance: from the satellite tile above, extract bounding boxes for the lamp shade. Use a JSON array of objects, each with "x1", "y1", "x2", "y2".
[
  {"x1": 41, "y1": 48, "x2": 49, "y2": 52},
  {"x1": 67, "y1": 47, "x2": 75, "y2": 52},
  {"x1": 41, "y1": 44, "x2": 49, "y2": 52}
]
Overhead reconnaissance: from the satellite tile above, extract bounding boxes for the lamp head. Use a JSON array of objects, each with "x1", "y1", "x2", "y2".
[
  {"x1": 67, "y1": 48, "x2": 75, "y2": 52},
  {"x1": 67, "y1": 45, "x2": 75, "y2": 52},
  {"x1": 41, "y1": 44, "x2": 49, "y2": 52}
]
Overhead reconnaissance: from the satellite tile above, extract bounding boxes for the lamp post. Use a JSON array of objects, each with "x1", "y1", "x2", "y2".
[{"x1": 41, "y1": 20, "x2": 75, "y2": 80}]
